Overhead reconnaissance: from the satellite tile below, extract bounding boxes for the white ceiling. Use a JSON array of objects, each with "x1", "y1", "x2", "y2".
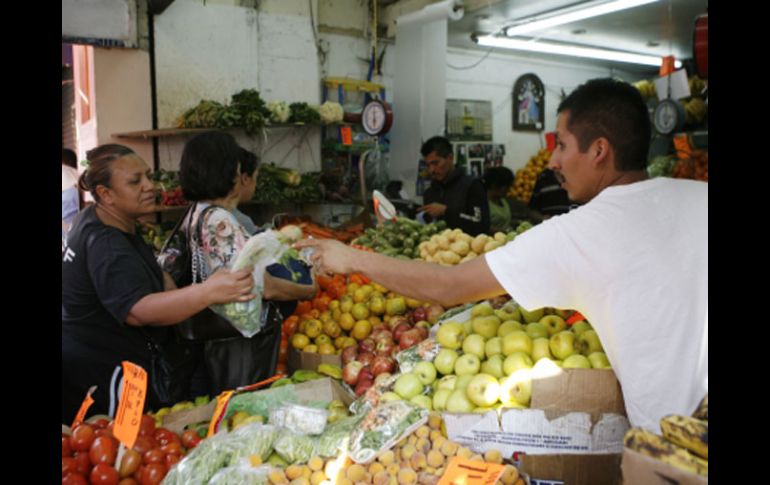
[{"x1": 447, "y1": 0, "x2": 707, "y2": 71}]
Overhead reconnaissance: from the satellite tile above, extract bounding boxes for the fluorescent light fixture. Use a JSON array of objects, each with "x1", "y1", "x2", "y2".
[
  {"x1": 477, "y1": 35, "x2": 682, "y2": 68},
  {"x1": 504, "y1": 0, "x2": 660, "y2": 37}
]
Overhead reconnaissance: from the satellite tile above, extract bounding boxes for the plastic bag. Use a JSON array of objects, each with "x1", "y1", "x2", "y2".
[
  {"x1": 223, "y1": 423, "x2": 280, "y2": 463},
  {"x1": 272, "y1": 429, "x2": 319, "y2": 465},
  {"x1": 269, "y1": 403, "x2": 329, "y2": 436},
  {"x1": 395, "y1": 338, "x2": 442, "y2": 374},
  {"x1": 349, "y1": 374, "x2": 400, "y2": 416},
  {"x1": 208, "y1": 462, "x2": 273, "y2": 485},
  {"x1": 316, "y1": 414, "x2": 365, "y2": 458},
  {"x1": 349, "y1": 400, "x2": 428, "y2": 464},
  {"x1": 161, "y1": 431, "x2": 232, "y2": 485}
]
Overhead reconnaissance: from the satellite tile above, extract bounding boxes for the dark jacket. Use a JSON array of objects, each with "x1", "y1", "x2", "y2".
[{"x1": 423, "y1": 167, "x2": 490, "y2": 236}]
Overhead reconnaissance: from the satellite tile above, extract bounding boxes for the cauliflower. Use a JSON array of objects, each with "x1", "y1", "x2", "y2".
[
  {"x1": 267, "y1": 101, "x2": 291, "y2": 124},
  {"x1": 318, "y1": 101, "x2": 344, "y2": 124}
]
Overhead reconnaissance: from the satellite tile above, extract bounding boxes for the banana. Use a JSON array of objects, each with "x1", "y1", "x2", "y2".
[
  {"x1": 291, "y1": 369, "x2": 323, "y2": 383},
  {"x1": 660, "y1": 414, "x2": 708, "y2": 460},
  {"x1": 317, "y1": 363, "x2": 343, "y2": 380},
  {"x1": 692, "y1": 394, "x2": 708, "y2": 421},
  {"x1": 624, "y1": 427, "x2": 708, "y2": 477}
]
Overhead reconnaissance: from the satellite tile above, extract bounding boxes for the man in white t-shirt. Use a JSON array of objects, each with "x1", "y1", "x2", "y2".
[{"x1": 295, "y1": 78, "x2": 707, "y2": 432}]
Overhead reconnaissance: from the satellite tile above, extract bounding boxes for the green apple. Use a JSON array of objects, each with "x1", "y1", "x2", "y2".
[
  {"x1": 531, "y1": 357, "x2": 563, "y2": 379},
  {"x1": 485, "y1": 337, "x2": 503, "y2": 358},
  {"x1": 531, "y1": 337, "x2": 553, "y2": 362},
  {"x1": 410, "y1": 394, "x2": 433, "y2": 410},
  {"x1": 436, "y1": 322, "x2": 466, "y2": 350},
  {"x1": 454, "y1": 353, "x2": 481, "y2": 376},
  {"x1": 455, "y1": 374, "x2": 474, "y2": 391},
  {"x1": 379, "y1": 391, "x2": 402, "y2": 403},
  {"x1": 466, "y1": 374, "x2": 501, "y2": 407},
  {"x1": 472, "y1": 315, "x2": 501, "y2": 339},
  {"x1": 539, "y1": 315, "x2": 567, "y2": 336},
  {"x1": 446, "y1": 388, "x2": 475, "y2": 413},
  {"x1": 499, "y1": 369, "x2": 532, "y2": 406},
  {"x1": 503, "y1": 351, "x2": 533, "y2": 376},
  {"x1": 471, "y1": 303, "x2": 494, "y2": 318},
  {"x1": 394, "y1": 373, "x2": 424, "y2": 399},
  {"x1": 434, "y1": 348, "x2": 459, "y2": 375},
  {"x1": 577, "y1": 330, "x2": 604, "y2": 355},
  {"x1": 480, "y1": 354, "x2": 505, "y2": 379},
  {"x1": 562, "y1": 354, "x2": 591, "y2": 369},
  {"x1": 570, "y1": 320, "x2": 592, "y2": 337},
  {"x1": 549, "y1": 330, "x2": 577, "y2": 360},
  {"x1": 494, "y1": 307, "x2": 521, "y2": 323},
  {"x1": 413, "y1": 361, "x2": 437, "y2": 385},
  {"x1": 502, "y1": 331, "x2": 533, "y2": 356},
  {"x1": 432, "y1": 388, "x2": 453, "y2": 411},
  {"x1": 462, "y1": 319, "x2": 474, "y2": 336},
  {"x1": 462, "y1": 334, "x2": 486, "y2": 359},
  {"x1": 436, "y1": 375, "x2": 458, "y2": 391},
  {"x1": 525, "y1": 322, "x2": 549, "y2": 340},
  {"x1": 588, "y1": 351, "x2": 611, "y2": 369},
  {"x1": 498, "y1": 321, "x2": 524, "y2": 337},
  {"x1": 519, "y1": 307, "x2": 545, "y2": 324}
]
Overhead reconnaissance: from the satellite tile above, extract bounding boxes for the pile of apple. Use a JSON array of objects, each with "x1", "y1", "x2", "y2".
[
  {"x1": 62, "y1": 414, "x2": 201, "y2": 485},
  {"x1": 259, "y1": 412, "x2": 523, "y2": 485},
  {"x1": 374, "y1": 300, "x2": 611, "y2": 413}
]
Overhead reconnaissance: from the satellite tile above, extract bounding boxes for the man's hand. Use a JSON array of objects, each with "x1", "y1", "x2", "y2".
[
  {"x1": 294, "y1": 238, "x2": 357, "y2": 276},
  {"x1": 418, "y1": 203, "x2": 447, "y2": 218},
  {"x1": 203, "y1": 267, "x2": 255, "y2": 304}
]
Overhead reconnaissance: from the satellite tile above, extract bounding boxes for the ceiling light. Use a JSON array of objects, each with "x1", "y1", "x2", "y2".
[
  {"x1": 504, "y1": 0, "x2": 660, "y2": 37},
  {"x1": 476, "y1": 35, "x2": 682, "y2": 68}
]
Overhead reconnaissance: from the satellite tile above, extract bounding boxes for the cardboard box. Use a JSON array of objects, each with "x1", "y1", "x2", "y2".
[
  {"x1": 162, "y1": 400, "x2": 217, "y2": 435},
  {"x1": 522, "y1": 454, "x2": 622, "y2": 485},
  {"x1": 621, "y1": 448, "x2": 708, "y2": 485},
  {"x1": 288, "y1": 345, "x2": 342, "y2": 372}
]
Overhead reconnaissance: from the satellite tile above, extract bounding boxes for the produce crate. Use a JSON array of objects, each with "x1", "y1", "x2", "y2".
[
  {"x1": 621, "y1": 448, "x2": 707, "y2": 485},
  {"x1": 288, "y1": 345, "x2": 342, "y2": 372}
]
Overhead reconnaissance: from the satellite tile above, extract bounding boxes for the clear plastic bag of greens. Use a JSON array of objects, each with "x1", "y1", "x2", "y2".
[
  {"x1": 161, "y1": 430, "x2": 232, "y2": 485},
  {"x1": 221, "y1": 423, "x2": 280, "y2": 463},
  {"x1": 208, "y1": 462, "x2": 273, "y2": 485},
  {"x1": 316, "y1": 413, "x2": 365, "y2": 458},
  {"x1": 395, "y1": 338, "x2": 441, "y2": 374},
  {"x1": 272, "y1": 429, "x2": 319, "y2": 465},
  {"x1": 269, "y1": 403, "x2": 329, "y2": 436},
  {"x1": 349, "y1": 400, "x2": 428, "y2": 464}
]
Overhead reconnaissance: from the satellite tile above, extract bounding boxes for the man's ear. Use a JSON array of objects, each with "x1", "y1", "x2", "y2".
[{"x1": 591, "y1": 138, "x2": 611, "y2": 168}]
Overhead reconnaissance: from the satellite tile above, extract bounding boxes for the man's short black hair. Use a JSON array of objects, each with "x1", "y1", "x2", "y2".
[
  {"x1": 557, "y1": 78, "x2": 651, "y2": 171},
  {"x1": 62, "y1": 148, "x2": 78, "y2": 169},
  {"x1": 483, "y1": 166, "x2": 514, "y2": 190},
  {"x1": 180, "y1": 131, "x2": 241, "y2": 201},
  {"x1": 421, "y1": 136, "x2": 453, "y2": 158}
]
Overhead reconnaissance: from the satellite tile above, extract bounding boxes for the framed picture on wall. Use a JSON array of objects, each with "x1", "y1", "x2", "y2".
[
  {"x1": 512, "y1": 73, "x2": 545, "y2": 131},
  {"x1": 470, "y1": 160, "x2": 483, "y2": 178}
]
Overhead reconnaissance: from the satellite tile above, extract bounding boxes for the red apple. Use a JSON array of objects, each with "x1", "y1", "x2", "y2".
[
  {"x1": 358, "y1": 338, "x2": 376, "y2": 354},
  {"x1": 343, "y1": 361, "x2": 364, "y2": 386},
  {"x1": 341, "y1": 345, "x2": 359, "y2": 365},
  {"x1": 415, "y1": 320, "x2": 431, "y2": 332},
  {"x1": 355, "y1": 379, "x2": 374, "y2": 396},
  {"x1": 359, "y1": 367, "x2": 374, "y2": 383},
  {"x1": 426, "y1": 304, "x2": 446, "y2": 324},
  {"x1": 375, "y1": 339, "x2": 396, "y2": 356},
  {"x1": 412, "y1": 307, "x2": 428, "y2": 323},
  {"x1": 356, "y1": 351, "x2": 375, "y2": 367},
  {"x1": 413, "y1": 325, "x2": 429, "y2": 340},
  {"x1": 399, "y1": 328, "x2": 423, "y2": 350},
  {"x1": 392, "y1": 322, "x2": 412, "y2": 342},
  {"x1": 387, "y1": 315, "x2": 410, "y2": 331},
  {"x1": 371, "y1": 355, "x2": 396, "y2": 376},
  {"x1": 371, "y1": 328, "x2": 393, "y2": 343},
  {"x1": 372, "y1": 323, "x2": 389, "y2": 335}
]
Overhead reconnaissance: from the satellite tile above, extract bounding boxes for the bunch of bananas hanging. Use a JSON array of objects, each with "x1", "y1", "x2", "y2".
[
  {"x1": 509, "y1": 149, "x2": 551, "y2": 202},
  {"x1": 624, "y1": 394, "x2": 708, "y2": 477},
  {"x1": 633, "y1": 79, "x2": 658, "y2": 100}
]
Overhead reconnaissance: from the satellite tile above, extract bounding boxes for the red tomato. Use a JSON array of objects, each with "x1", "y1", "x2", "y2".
[
  {"x1": 95, "y1": 428, "x2": 115, "y2": 439},
  {"x1": 139, "y1": 463, "x2": 167, "y2": 485},
  {"x1": 118, "y1": 479, "x2": 139, "y2": 485},
  {"x1": 62, "y1": 435, "x2": 73, "y2": 457},
  {"x1": 92, "y1": 418, "x2": 110, "y2": 429},
  {"x1": 90, "y1": 463, "x2": 119, "y2": 485},
  {"x1": 73, "y1": 452, "x2": 92, "y2": 475},
  {"x1": 131, "y1": 436, "x2": 155, "y2": 456},
  {"x1": 153, "y1": 428, "x2": 180, "y2": 447},
  {"x1": 180, "y1": 430, "x2": 201, "y2": 450},
  {"x1": 143, "y1": 448, "x2": 166, "y2": 465},
  {"x1": 278, "y1": 343, "x2": 289, "y2": 363},
  {"x1": 118, "y1": 449, "x2": 142, "y2": 478},
  {"x1": 164, "y1": 453, "x2": 182, "y2": 468},
  {"x1": 139, "y1": 415, "x2": 156, "y2": 437},
  {"x1": 89, "y1": 436, "x2": 118, "y2": 466},
  {"x1": 70, "y1": 424, "x2": 96, "y2": 452},
  {"x1": 62, "y1": 457, "x2": 79, "y2": 476},
  {"x1": 62, "y1": 473, "x2": 88, "y2": 485},
  {"x1": 160, "y1": 441, "x2": 183, "y2": 456}
]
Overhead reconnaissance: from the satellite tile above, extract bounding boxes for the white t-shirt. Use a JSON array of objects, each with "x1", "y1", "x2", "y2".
[{"x1": 485, "y1": 178, "x2": 707, "y2": 432}]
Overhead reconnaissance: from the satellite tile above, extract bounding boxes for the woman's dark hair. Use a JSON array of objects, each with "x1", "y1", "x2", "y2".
[
  {"x1": 557, "y1": 78, "x2": 651, "y2": 171},
  {"x1": 180, "y1": 131, "x2": 242, "y2": 201},
  {"x1": 483, "y1": 166, "x2": 514, "y2": 190},
  {"x1": 62, "y1": 148, "x2": 78, "y2": 169},
  {"x1": 78, "y1": 144, "x2": 135, "y2": 202},
  {"x1": 239, "y1": 147, "x2": 259, "y2": 177}
]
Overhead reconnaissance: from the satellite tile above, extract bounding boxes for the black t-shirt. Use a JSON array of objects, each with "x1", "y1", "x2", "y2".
[
  {"x1": 422, "y1": 168, "x2": 490, "y2": 236},
  {"x1": 528, "y1": 169, "x2": 573, "y2": 216},
  {"x1": 62, "y1": 206, "x2": 169, "y2": 422}
]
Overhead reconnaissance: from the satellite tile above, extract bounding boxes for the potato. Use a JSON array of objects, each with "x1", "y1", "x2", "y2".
[
  {"x1": 494, "y1": 232, "x2": 507, "y2": 243},
  {"x1": 425, "y1": 242, "x2": 439, "y2": 254},
  {"x1": 483, "y1": 240, "x2": 501, "y2": 252},
  {"x1": 439, "y1": 251, "x2": 461, "y2": 265},
  {"x1": 436, "y1": 236, "x2": 450, "y2": 250},
  {"x1": 471, "y1": 234, "x2": 489, "y2": 254},
  {"x1": 449, "y1": 240, "x2": 470, "y2": 257}
]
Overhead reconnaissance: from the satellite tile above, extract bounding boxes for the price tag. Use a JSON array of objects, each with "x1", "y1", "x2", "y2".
[
  {"x1": 113, "y1": 361, "x2": 147, "y2": 450},
  {"x1": 208, "y1": 390, "x2": 235, "y2": 437},
  {"x1": 438, "y1": 457, "x2": 506, "y2": 485},
  {"x1": 659, "y1": 56, "x2": 676, "y2": 77},
  {"x1": 673, "y1": 133, "x2": 692, "y2": 160},
  {"x1": 71, "y1": 385, "x2": 97, "y2": 429},
  {"x1": 341, "y1": 126, "x2": 353, "y2": 146}
]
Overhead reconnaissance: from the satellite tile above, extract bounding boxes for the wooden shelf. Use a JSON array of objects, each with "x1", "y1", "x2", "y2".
[{"x1": 114, "y1": 122, "x2": 350, "y2": 139}]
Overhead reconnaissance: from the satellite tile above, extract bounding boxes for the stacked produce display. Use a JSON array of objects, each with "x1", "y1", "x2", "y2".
[
  {"x1": 417, "y1": 223, "x2": 532, "y2": 265},
  {"x1": 509, "y1": 149, "x2": 551, "y2": 202}
]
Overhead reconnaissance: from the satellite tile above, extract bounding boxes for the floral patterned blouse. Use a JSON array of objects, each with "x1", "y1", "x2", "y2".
[{"x1": 188, "y1": 202, "x2": 250, "y2": 280}]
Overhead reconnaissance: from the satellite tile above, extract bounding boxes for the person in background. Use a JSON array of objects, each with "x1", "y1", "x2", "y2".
[
  {"x1": 179, "y1": 132, "x2": 316, "y2": 395},
  {"x1": 297, "y1": 78, "x2": 707, "y2": 433},
  {"x1": 482, "y1": 166, "x2": 534, "y2": 233},
  {"x1": 62, "y1": 144, "x2": 255, "y2": 423},
  {"x1": 419, "y1": 136, "x2": 490, "y2": 236},
  {"x1": 62, "y1": 148, "x2": 80, "y2": 238},
  {"x1": 230, "y1": 147, "x2": 259, "y2": 235},
  {"x1": 528, "y1": 168, "x2": 577, "y2": 220}
]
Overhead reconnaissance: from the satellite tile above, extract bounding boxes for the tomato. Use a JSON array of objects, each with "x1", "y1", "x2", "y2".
[
  {"x1": 131, "y1": 436, "x2": 156, "y2": 456},
  {"x1": 62, "y1": 457, "x2": 79, "y2": 476},
  {"x1": 89, "y1": 435, "x2": 118, "y2": 466},
  {"x1": 70, "y1": 424, "x2": 96, "y2": 452},
  {"x1": 92, "y1": 418, "x2": 110, "y2": 429},
  {"x1": 62, "y1": 435, "x2": 73, "y2": 457},
  {"x1": 164, "y1": 453, "x2": 182, "y2": 468},
  {"x1": 180, "y1": 430, "x2": 201, "y2": 450},
  {"x1": 62, "y1": 473, "x2": 88, "y2": 485},
  {"x1": 118, "y1": 479, "x2": 139, "y2": 485},
  {"x1": 90, "y1": 463, "x2": 120, "y2": 485},
  {"x1": 278, "y1": 342, "x2": 289, "y2": 363},
  {"x1": 160, "y1": 442, "x2": 183, "y2": 456},
  {"x1": 295, "y1": 301, "x2": 312, "y2": 315},
  {"x1": 153, "y1": 428, "x2": 180, "y2": 447},
  {"x1": 118, "y1": 449, "x2": 142, "y2": 478},
  {"x1": 139, "y1": 415, "x2": 156, "y2": 437},
  {"x1": 143, "y1": 448, "x2": 166, "y2": 465},
  {"x1": 139, "y1": 463, "x2": 167, "y2": 485},
  {"x1": 73, "y1": 452, "x2": 92, "y2": 475},
  {"x1": 95, "y1": 428, "x2": 115, "y2": 439}
]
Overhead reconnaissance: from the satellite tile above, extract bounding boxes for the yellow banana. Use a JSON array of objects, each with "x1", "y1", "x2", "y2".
[
  {"x1": 692, "y1": 394, "x2": 708, "y2": 421},
  {"x1": 624, "y1": 427, "x2": 708, "y2": 477},
  {"x1": 660, "y1": 414, "x2": 708, "y2": 460},
  {"x1": 317, "y1": 363, "x2": 343, "y2": 380}
]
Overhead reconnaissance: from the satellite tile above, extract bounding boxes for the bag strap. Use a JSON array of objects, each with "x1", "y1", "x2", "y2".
[{"x1": 159, "y1": 203, "x2": 196, "y2": 254}]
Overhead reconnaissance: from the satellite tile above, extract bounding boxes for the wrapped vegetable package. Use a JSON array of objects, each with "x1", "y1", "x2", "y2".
[{"x1": 273, "y1": 430, "x2": 319, "y2": 465}]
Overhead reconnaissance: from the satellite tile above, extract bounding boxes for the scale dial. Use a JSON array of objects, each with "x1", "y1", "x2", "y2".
[
  {"x1": 361, "y1": 99, "x2": 392, "y2": 136},
  {"x1": 654, "y1": 99, "x2": 685, "y2": 135}
]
